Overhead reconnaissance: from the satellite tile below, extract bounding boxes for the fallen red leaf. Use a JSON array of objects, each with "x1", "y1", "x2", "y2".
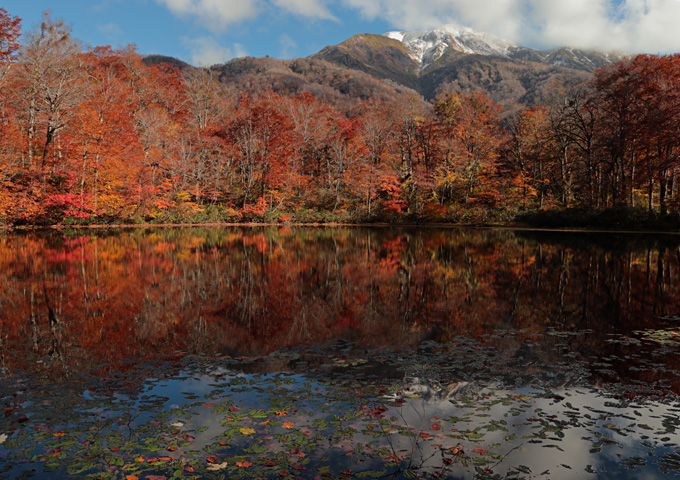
[
  {"x1": 204, "y1": 403, "x2": 215, "y2": 407},
  {"x1": 291, "y1": 465, "x2": 305, "y2": 470},
  {"x1": 207, "y1": 456, "x2": 218, "y2": 464},
  {"x1": 473, "y1": 449, "x2": 488, "y2": 454}
]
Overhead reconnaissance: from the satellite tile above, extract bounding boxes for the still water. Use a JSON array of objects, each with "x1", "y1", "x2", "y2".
[{"x1": 0, "y1": 226, "x2": 679, "y2": 479}]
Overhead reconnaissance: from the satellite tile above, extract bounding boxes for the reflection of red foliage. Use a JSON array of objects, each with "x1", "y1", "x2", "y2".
[{"x1": 1, "y1": 228, "x2": 679, "y2": 397}]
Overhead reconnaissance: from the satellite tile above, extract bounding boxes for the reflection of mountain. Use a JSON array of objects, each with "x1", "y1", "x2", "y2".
[{"x1": 0, "y1": 227, "x2": 679, "y2": 394}]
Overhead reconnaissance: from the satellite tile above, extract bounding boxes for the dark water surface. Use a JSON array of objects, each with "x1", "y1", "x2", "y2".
[{"x1": 0, "y1": 227, "x2": 679, "y2": 479}]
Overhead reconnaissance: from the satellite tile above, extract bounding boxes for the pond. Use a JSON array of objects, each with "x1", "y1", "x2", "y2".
[{"x1": 0, "y1": 226, "x2": 679, "y2": 479}]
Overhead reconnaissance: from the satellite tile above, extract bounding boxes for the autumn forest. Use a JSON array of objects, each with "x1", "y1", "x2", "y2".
[{"x1": 2, "y1": 9, "x2": 680, "y2": 227}]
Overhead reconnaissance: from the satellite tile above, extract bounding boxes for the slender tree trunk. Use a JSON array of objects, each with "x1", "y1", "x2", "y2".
[{"x1": 659, "y1": 169, "x2": 669, "y2": 215}]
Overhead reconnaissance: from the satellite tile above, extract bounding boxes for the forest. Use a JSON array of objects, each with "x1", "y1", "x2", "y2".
[{"x1": 1, "y1": 9, "x2": 680, "y2": 227}]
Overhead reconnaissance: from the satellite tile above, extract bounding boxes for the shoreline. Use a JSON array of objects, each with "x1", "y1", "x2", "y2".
[{"x1": 3, "y1": 221, "x2": 680, "y2": 236}]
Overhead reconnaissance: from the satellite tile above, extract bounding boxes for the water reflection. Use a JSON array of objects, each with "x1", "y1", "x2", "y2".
[
  {"x1": 1, "y1": 228, "x2": 679, "y2": 387},
  {"x1": 0, "y1": 227, "x2": 679, "y2": 478}
]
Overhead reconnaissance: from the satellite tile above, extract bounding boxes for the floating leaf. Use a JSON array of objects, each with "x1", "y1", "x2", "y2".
[
  {"x1": 206, "y1": 462, "x2": 228, "y2": 471},
  {"x1": 236, "y1": 460, "x2": 253, "y2": 468},
  {"x1": 282, "y1": 422, "x2": 295, "y2": 429},
  {"x1": 240, "y1": 428, "x2": 256, "y2": 435}
]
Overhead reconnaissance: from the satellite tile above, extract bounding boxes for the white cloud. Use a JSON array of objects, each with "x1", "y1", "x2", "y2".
[
  {"x1": 271, "y1": 0, "x2": 338, "y2": 21},
  {"x1": 157, "y1": 0, "x2": 262, "y2": 33},
  {"x1": 96, "y1": 22, "x2": 124, "y2": 38},
  {"x1": 158, "y1": 0, "x2": 337, "y2": 34},
  {"x1": 279, "y1": 33, "x2": 297, "y2": 58},
  {"x1": 182, "y1": 36, "x2": 247, "y2": 66},
  {"x1": 340, "y1": 0, "x2": 680, "y2": 53}
]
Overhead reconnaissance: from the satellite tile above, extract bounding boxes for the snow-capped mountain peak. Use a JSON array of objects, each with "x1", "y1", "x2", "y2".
[{"x1": 384, "y1": 25, "x2": 518, "y2": 70}]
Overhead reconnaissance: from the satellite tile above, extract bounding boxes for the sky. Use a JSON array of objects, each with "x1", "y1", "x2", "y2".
[{"x1": 3, "y1": 0, "x2": 680, "y2": 67}]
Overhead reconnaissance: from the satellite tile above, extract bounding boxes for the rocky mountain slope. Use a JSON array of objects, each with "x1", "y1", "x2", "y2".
[
  {"x1": 312, "y1": 25, "x2": 624, "y2": 110},
  {"x1": 145, "y1": 25, "x2": 625, "y2": 113}
]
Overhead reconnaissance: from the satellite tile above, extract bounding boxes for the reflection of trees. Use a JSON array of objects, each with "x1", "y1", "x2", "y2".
[{"x1": 0, "y1": 228, "x2": 679, "y2": 391}]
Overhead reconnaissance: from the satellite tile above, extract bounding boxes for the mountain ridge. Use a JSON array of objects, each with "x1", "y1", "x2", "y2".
[
  {"x1": 143, "y1": 25, "x2": 627, "y2": 114},
  {"x1": 382, "y1": 25, "x2": 625, "y2": 73}
]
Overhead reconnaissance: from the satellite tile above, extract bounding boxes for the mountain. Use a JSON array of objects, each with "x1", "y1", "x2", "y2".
[
  {"x1": 384, "y1": 27, "x2": 516, "y2": 70},
  {"x1": 142, "y1": 54, "x2": 192, "y2": 70},
  {"x1": 312, "y1": 25, "x2": 625, "y2": 111},
  {"x1": 209, "y1": 55, "x2": 423, "y2": 113},
  {"x1": 384, "y1": 25, "x2": 623, "y2": 72},
  {"x1": 313, "y1": 34, "x2": 421, "y2": 92},
  {"x1": 150, "y1": 24, "x2": 624, "y2": 114}
]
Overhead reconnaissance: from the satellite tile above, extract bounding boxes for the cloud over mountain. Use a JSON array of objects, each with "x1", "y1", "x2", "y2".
[
  {"x1": 342, "y1": 0, "x2": 680, "y2": 53},
  {"x1": 156, "y1": 0, "x2": 262, "y2": 33},
  {"x1": 156, "y1": 0, "x2": 680, "y2": 53},
  {"x1": 182, "y1": 36, "x2": 247, "y2": 65},
  {"x1": 156, "y1": 0, "x2": 336, "y2": 33}
]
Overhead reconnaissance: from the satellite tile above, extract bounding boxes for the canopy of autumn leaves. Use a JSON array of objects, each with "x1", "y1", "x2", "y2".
[{"x1": 1, "y1": 9, "x2": 680, "y2": 225}]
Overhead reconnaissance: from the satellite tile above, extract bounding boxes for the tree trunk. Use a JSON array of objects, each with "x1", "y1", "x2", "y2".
[{"x1": 659, "y1": 169, "x2": 669, "y2": 215}]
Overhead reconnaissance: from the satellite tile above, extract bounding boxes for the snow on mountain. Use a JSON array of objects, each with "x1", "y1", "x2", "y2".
[{"x1": 384, "y1": 25, "x2": 518, "y2": 70}]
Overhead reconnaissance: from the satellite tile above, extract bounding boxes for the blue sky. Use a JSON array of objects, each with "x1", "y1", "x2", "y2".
[{"x1": 4, "y1": 0, "x2": 680, "y2": 66}]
